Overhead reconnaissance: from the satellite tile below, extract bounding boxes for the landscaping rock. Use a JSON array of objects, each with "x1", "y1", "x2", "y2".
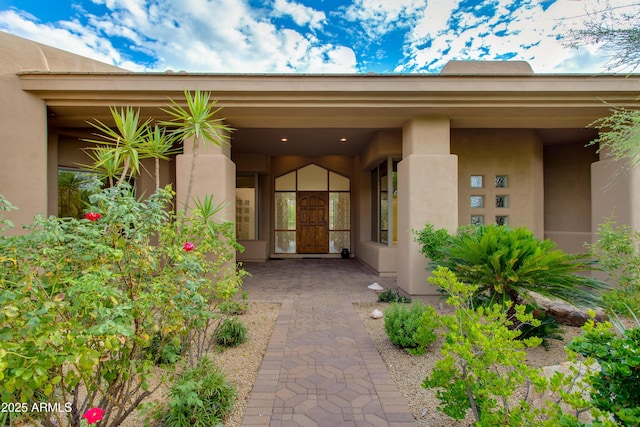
[{"x1": 529, "y1": 292, "x2": 607, "y2": 326}]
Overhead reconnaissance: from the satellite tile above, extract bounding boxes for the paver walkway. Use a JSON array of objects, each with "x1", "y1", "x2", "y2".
[{"x1": 240, "y1": 258, "x2": 417, "y2": 427}]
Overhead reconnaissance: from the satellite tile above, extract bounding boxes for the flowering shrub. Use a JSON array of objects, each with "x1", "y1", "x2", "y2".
[{"x1": 0, "y1": 184, "x2": 245, "y2": 427}]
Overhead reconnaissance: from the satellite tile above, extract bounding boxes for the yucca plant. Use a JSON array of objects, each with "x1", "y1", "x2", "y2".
[
  {"x1": 420, "y1": 224, "x2": 608, "y2": 310},
  {"x1": 160, "y1": 89, "x2": 233, "y2": 213}
]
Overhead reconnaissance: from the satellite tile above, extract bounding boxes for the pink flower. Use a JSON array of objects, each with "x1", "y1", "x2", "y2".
[
  {"x1": 82, "y1": 407, "x2": 104, "y2": 425},
  {"x1": 84, "y1": 212, "x2": 102, "y2": 222},
  {"x1": 183, "y1": 242, "x2": 195, "y2": 252}
]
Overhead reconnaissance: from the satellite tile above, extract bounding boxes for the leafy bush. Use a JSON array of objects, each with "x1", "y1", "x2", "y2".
[
  {"x1": 567, "y1": 320, "x2": 640, "y2": 425},
  {"x1": 377, "y1": 289, "x2": 412, "y2": 304},
  {"x1": 162, "y1": 357, "x2": 235, "y2": 427},
  {"x1": 587, "y1": 219, "x2": 640, "y2": 312},
  {"x1": 0, "y1": 185, "x2": 245, "y2": 426},
  {"x1": 383, "y1": 302, "x2": 438, "y2": 355},
  {"x1": 214, "y1": 317, "x2": 248, "y2": 347},
  {"x1": 220, "y1": 291, "x2": 249, "y2": 315},
  {"x1": 517, "y1": 305, "x2": 564, "y2": 350},
  {"x1": 415, "y1": 223, "x2": 608, "y2": 310}
]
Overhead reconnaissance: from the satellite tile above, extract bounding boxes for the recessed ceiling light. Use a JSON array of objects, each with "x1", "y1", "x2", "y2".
[
  {"x1": 340, "y1": 137, "x2": 347, "y2": 143},
  {"x1": 281, "y1": 138, "x2": 288, "y2": 143}
]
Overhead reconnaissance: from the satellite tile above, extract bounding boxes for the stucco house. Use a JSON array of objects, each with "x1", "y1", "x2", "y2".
[{"x1": 2, "y1": 31, "x2": 640, "y2": 295}]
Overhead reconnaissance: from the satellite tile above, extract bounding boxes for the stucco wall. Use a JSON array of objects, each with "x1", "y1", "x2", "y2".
[
  {"x1": 452, "y1": 129, "x2": 544, "y2": 237},
  {"x1": 0, "y1": 32, "x2": 122, "y2": 234},
  {"x1": 544, "y1": 141, "x2": 597, "y2": 253}
]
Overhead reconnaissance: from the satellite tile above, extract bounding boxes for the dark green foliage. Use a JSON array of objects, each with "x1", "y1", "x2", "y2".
[
  {"x1": 214, "y1": 317, "x2": 247, "y2": 347},
  {"x1": 416, "y1": 223, "x2": 608, "y2": 309},
  {"x1": 383, "y1": 302, "x2": 438, "y2": 355},
  {"x1": 517, "y1": 306, "x2": 563, "y2": 350},
  {"x1": 147, "y1": 333, "x2": 183, "y2": 365},
  {"x1": 568, "y1": 325, "x2": 640, "y2": 425},
  {"x1": 163, "y1": 357, "x2": 235, "y2": 427},
  {"x1": 377, "y1": 289, "x2": 412, "y2": 304}
]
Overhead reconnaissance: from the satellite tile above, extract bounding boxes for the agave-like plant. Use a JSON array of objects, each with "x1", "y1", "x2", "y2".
[
  {"x1": 425, "y1": 224, "x2": 608, "y2": 309},
  {"x1": 160, "y1": 89, "x2": 233, "y2": 213}
]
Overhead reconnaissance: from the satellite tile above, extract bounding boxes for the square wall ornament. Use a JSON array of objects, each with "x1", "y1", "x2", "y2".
[
  {"x1": 495, "y1": 175, "x2": 508, "y2": 188},
  {"x1": 470, "y1": 175, "x2": 483, "y2": 188}
]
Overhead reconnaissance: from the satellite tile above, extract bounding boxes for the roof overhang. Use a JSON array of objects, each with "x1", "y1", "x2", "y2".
[{"x1": 19, "y1": 72, "x2": 640, "y2": 155}]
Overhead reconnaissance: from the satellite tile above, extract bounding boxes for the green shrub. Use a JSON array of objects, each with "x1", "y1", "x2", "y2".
[
  {"x1": 415, "y1": 223, "x2": 608, "y2": 310},
  {"x1": 587, "y1": 219, "x2": 640, "y2": 312},
  {"x1": 377, "y1": 289, "x2": 412, "y2": 304},
  {"x1": 220, "y1": 291, "x2": 249, "y2": 315},
  {"x1": 383, "y1": 302, "x2": 438, "y2": 355},
  {"x1": 163, "y1": 357, "x2": 235, "y2": 427},
  {"x1": 567, "y1": 320, "x2": 640, "y2": 425},
  {"x1": 214, "y1": 317, "x2": 248, "y2": 347},
  {"x1": 517, "y1": 305, "x2": 564, "y2": 350}
]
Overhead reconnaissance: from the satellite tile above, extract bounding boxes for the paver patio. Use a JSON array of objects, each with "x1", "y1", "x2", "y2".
[{"x1": 240, "y1": 258, "x2": 417, "y2": 427}]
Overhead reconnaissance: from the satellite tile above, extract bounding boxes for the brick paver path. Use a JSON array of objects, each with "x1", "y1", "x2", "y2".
[{"x1": 240, "y1": 259, "x2": 416, "y2": 426}]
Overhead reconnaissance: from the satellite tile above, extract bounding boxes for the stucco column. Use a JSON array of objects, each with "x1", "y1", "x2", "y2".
[
  {"x1": 176, "y1": 133, "x2": 235, "y2": 224},
  {"x1": 591, "y1": 156, "x2": 640, "y2": 235},
  {"x1": 397, "y1": 118, "x2": 458, "y2": 295}
]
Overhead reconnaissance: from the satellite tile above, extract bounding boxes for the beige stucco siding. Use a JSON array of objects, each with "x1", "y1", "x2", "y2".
[{"x1": 452, "y1": 129, "x2": 544, "y2": 237}]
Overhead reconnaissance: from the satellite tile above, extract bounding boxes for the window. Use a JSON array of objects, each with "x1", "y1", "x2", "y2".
[
  {"x1": 470, "y1": 196, "x2": 484, "y2": 208},
  {"x1": 471, "y1": 215, "x2": 484, "y2": 225},
  {"x1": 236, "y1": 174, "x2": 258, "y2": 240},
  {"x1": 470, "y1": 175, "x2": 483, "y2": 188},
  {"x1": 495, "y1": 195, "x2": 508, "y2": 208},
  {"x1": 495, "y1": 175, "x2": 508, "y2": 188},
  {"x1": 58, "y1": 168, "x2": 101, "y2": 218},
  {"x1": 372, "y1": 158, "x2": 398, "y2": 245},
  {"x1": 496, "y1": 216, "x2": 508, "y2": 226}
]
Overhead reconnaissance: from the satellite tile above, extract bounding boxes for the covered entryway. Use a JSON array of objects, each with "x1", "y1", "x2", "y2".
[{"x1": 274, "y1": 164, "x2": 350, "y2": 255}]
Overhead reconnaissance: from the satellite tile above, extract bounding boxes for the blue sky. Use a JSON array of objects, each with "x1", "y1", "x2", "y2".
[{"x1": 0, "y1": 0, "x2": 636, "y2": 73}]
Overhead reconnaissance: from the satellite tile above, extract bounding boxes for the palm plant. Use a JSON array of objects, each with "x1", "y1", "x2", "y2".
[
  {"x1": 434, "y1": 224, "x2": 608, "y2": 309},
  {"x1": 160, "y1": 89, "x2": 233, "y2": 213},
  {"x1": 140, "y1": 125, "x2": 181, "y2": 190},
  {"x1": 83, "y1": 107, "x2": 151, "y2": 187}
]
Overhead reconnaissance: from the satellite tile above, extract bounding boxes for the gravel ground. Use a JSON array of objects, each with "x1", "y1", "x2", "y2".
[
  {"x1": 354, "y1": 301, "x2": 583, "y2": 427},
  {"x1": 122, "y1": 299, "x2": 581, "y2": 427}
]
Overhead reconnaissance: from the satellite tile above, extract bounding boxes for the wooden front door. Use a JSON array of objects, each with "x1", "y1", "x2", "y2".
[{"x1": 297, "y1": 191, "x2": 329, "y2": 254}]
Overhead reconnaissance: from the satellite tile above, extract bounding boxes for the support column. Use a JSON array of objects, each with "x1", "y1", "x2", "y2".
[
  {"x1": 176, "y1": 133, "x2": 236, "y2": 223},
  {"x1": 591, "y1": 156, "x2": 640, "y2": 235},
  {"x1": 397, "y1": 118, "x2": 458, "y2": 295}
]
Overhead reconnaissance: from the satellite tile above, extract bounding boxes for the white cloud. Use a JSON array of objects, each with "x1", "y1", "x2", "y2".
[
  {"x1": 343, "y1": 0, "x2": 426, "y2": 39},
  {"x1": 397, "y1": 0, "x2": 640, "y2": 73},
  {"x1": 0, "y1": 0, "x2": 355, "y2": 73},
  {"x1": 272, "y1": 0, "x2": 326, "y2": 31}
]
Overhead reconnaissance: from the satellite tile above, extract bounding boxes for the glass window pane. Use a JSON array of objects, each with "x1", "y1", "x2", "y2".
[
  {"x1": 275, "y1": 192, "x2": 296, "y2": 230},
  {"x1": 58, "y1": 169, "x2": 100, "y2": 218},
  {"x1": 495, "y1": 175, "x2": 508, "y2": 188},
  {"x1": 496, "y1": 195, "x2": 508, "y2": 208},
  {"x1": 298, "y1": 164, "x2": 328, "y2": 191},
  {"x1": 470, "y1": 195, "x2": 484, "y2": 208},
  {"x1": 471, "y1": 215, "x2": 484, "y2": 225},
  {"x1": 470, "y1": 175, "x2": 483, "y2": 188},
  {"x1": 496, "y1": 216, "x2": 508, "y2": 226},
  {"x1": 329, "y1": 192, "x2": 350, "y2": 230},
  {"x1": 275, "y1": 171, "x2": 296, "y2": 191},
  {"x1": 235, "y1": 188, "x2": 255, "y2": 239},
  {"x1": 329, "y1": 171, "x2": 350, "y2": 191},
  {"x1": 275, "y1": 231, "x2": 296, "y2": 253},
  {"x1": 329, "y1": 231, "x2": 350, "y2": 254}
]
